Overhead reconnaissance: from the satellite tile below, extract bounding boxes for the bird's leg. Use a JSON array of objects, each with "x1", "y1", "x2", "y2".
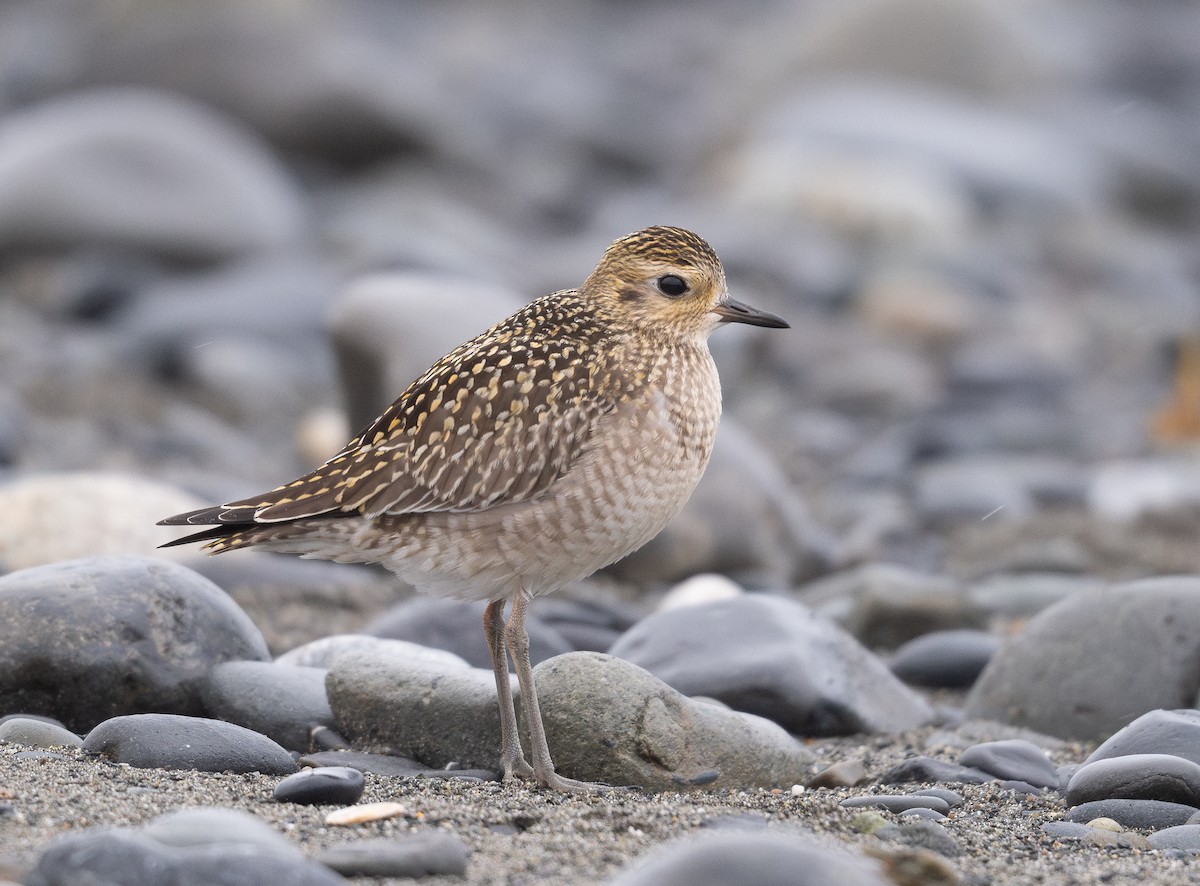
[
  {"x1": 506, "y1": 591, "x2": 608, "y2": 793},
  {"x1": 483, "y1": 598, "x2": 534, "y2": 781}
]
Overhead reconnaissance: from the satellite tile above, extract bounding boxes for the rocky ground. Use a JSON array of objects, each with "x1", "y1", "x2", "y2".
[{"x1": 3, "y1": 0, "x2": 1200, "y2": 883}]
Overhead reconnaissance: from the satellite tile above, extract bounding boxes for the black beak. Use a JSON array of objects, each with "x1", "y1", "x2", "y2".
[{"x1": 712, "y1": 297, "x2": 789, "y2": 329}]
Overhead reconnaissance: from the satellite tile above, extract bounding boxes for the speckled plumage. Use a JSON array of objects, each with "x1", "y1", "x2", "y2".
[{"x1": 160, "y1": 225, "x2": 788, "y2": 791}]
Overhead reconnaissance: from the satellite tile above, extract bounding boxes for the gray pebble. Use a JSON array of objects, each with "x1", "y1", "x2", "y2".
[
  {"x1": 0, "y1": 556, "x2": 268, "y2": 732},
  {"x1": 897, "y1": 807, "x2": 947, "y2": 822},
  {"x1": 0, "y1": 717, "x2": 82, "y2": 749},
  {"x1": 889, "y1": 629, "x2": 1000, "y2": 688},
  {"x1": 840, "y1": 794, "x2": 951, "y2": 815},
  {"x1": 141, "y1": 807, "x2": 293, "y2": 852},
  {"x1": 1087, "y1": 709, "x2": 1200, "y2": 767},
  {"x1": 912, "y1": 788, "x2": 965, "y2": 807},
  {"x1": 1065, "y1": 754, "x2": 1200, "y2": 807},
  {"x1": 201, "y1": 661, "x2": 334, "y2": 753},
  {"x1": 609, "y1": 595, "x2": 931, "y2": 736},
  {"x1": 83, "y1": 713, "x2": 297, "y2": 775},
  {"x1": 25, "y1": 828, "x2": 344, "y2": 886},
  {"x1": 534, "y1": 652, "x2": 813, "y2": 791},
  {"x1": 274, "y1": 766, "x2": 365, "y2": 806},
  {"x1": 1066, "y1": 799, "x2": 1199, "y2": 830},
  {"x1": 958, "y1": 739, "x2": 1058, "y2": 789},
  {"x1": 878, "y1": 756, "x2": 993, "y2": 785},
  {"x1": 1147, "y1": 825, "x2": 1200, "y2": 853},
  {"x1": 314, "y1": 832, "x2": 469, "y2": 878}
]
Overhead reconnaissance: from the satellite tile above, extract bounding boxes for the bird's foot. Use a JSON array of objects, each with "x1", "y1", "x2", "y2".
[
  {"x1": 532, "y1": 766, "x2": 626, "y2": 794},
  {"x1": 501, "y1": 752, "x2": 536, "y2": 783}
]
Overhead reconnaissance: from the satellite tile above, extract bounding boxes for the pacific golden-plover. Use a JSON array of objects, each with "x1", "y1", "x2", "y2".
[{"x1": 160, "y1": 225, "x2": 788, "y2": 792}]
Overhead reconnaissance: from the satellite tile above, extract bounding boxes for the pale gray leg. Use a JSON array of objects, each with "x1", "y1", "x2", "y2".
[
  {"x1": 505, "y1": 592, "x2": 607, "y2": 793},
  {"x1": 484, "y1": 598, "x2": 534, "y2": 781}
]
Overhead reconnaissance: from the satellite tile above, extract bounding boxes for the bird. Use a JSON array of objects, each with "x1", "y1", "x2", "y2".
[{"x1": 159, "y1": 225, "x2": 788, "y2": 792}]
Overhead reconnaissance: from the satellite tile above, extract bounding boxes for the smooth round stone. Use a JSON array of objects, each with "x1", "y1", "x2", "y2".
[
  {"x1": 82, "y1": 714, "x2": 297, "y2": 775},
  {"x1": 608, "y1": 832, "x2": 890, "y2": 886},
  {"x1": 888, "y1": 629, "x2": 1000, "y2": 688},
  {"x1": 326, "y1": 651, "x2": 504, "y2": 771},
  {"x1": 609, "y1": 595, "x2": 931, "y2": 736},
  {"x1": 1066, "y1": 799, "x2": 1200, "y2": 830},
  {"x1": 24, "y1": 828, "x2": 342, "y2": 886},
  {"x1": 141, "y1": 807, "x2": 293, "y2": 852},
  {"x1": 897, "y1": 807, "x2": 947, "y2": 822},
  {"x1": 0, "y1": 88, "x2": 306, "y2": 261},
  {"x1": 878, "y1": 756, "x2": 993, "y2": 786},
  {"x1": 965, "y1": 577, "x2": 1200, "y2": 741},
  {"x1": 913, "y1": 788, "x2": 965, "y2": 808},
  {"x1": 840, "y1": 795, "x2": 951, "y2": 815},
  {"x1": 1065, "y1": 754, "x2": 1200, "y2": 807},
  {"x1": 0, "y1": 717, "x2": 81, "y2": 749},
  {"x1": 314, "y1": 833, "x2": 469, "y2": 878},
  {"x1": 958, "y1": 739, "x2": 1058, "y2": 789},
  {"x1": 1086, "y1": 709, "x2": 1200, "y2": 767},
  {"x1": 200, "y1": 661, "x2": 335, "y2": 752},
  {"x1": 532, "y1": 652, "x2": 813, "y2": 791},
  {"x1": 1043, "y1": 821, "x2": 1095, "y2": 840},
  {"x1": 0, "y1": 556, "x2": 269, "y2": 732},
  {"x1": 1147, "y1": 825, "x2": 1200, "y2": 853},
  {"x1": 274, "y1": 766, "x2": 365, "y2": 806},
  {"x1": 275, "y1": 634, "x2": 469, "y2": 672}
]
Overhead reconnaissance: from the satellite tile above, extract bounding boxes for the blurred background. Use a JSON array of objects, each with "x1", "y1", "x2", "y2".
[{"x1": 1, "y1": 0, "x2": 1200, "y2": 616}]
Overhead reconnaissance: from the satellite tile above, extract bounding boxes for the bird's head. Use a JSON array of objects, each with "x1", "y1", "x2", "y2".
[{"x1": 583, "y1": 225, "x2": 788, "y2": 339}]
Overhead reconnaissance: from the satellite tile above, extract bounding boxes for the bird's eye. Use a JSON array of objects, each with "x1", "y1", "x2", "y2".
[{"x1": 656, "y1": 274, "x2": 688, "y2": 297}]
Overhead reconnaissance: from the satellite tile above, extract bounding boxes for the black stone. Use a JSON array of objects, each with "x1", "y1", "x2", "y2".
[
  {"x1": 83, "y1": 714, "x2": 297, "y2": 775},
  {"x1": 274, "y1": 766, "x2": 365, "y2": 806}
]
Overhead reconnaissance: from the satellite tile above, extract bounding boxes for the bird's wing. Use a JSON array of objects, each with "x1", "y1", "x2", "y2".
[{"x1": 164, "y1": 295, "x2": 620, "y2": 526}]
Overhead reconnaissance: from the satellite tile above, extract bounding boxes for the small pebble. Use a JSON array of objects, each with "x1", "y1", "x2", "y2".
[
  {"x1": 1086, "y1": 817, "x2": 1122, "y2": 832},
  {"x1": 274, "y1": 766, "x2": 365, "y2": 806},
  {"x1": 840, "y1": 794, "x2": 951, "y2": 815}
]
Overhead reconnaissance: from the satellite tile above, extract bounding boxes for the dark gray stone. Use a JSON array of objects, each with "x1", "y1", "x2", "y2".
[
  {"x1": 315, "y1": 833, "x2": 469, "y2": 878},
  {"x1": 889, "y1": 629, "x2": 1000, "y2": 688},
  {"x1": 609, "y1": 595, "x2": 931, "y2": 736},
  {"x1": 0, "y1": 556, "x2": 269, "y2": 732},
  {"x1": 201, "y1": 661, "x2": 334, "y2": 752},
  {"x1": 25, "y1": 828, "x2": 344, "y2": 886},
  {"x1": 1066, "y1": 799, "x2": 1199, "y2": 830},
  {"x1": 913, "y1": 788, "x2": 965, "y2": 807},
  {"x1": 878, "y1": 756, "x2": 993, "y2": 786},
  {"x1": 608, "y1": 832, "x2": 889, "y2": 886},
  {"x1": 83, "y1": 714, "x2": 297, "y2": 775},
  {"x1": 274, "y1": 766, "x2": 365, "y2": 806},
  {"x1": 965, "y1": 578, "x2": 1200, "y2": 741},
  {"x1": 1087, "y1": 709, "x2": 1200, "y2": 767},
  {"x1": 366, "y1": 597, "x2": 571, "y2": 670},
  {"x1": 1065, "y1": 754, "x2": 1200, "y2": 807},
  {"x1": 840, "y1": 794, "x2": 951, "y2": 814},
  {"x1": 958, "y1": 739, "x2": 1058, "y2": 789},
  {"x1": 534, "y1": 652, "x2": 814, "y2": 791},
  {"x1": 0, "y1": 717, "x2": 81, "y2": 748}
]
